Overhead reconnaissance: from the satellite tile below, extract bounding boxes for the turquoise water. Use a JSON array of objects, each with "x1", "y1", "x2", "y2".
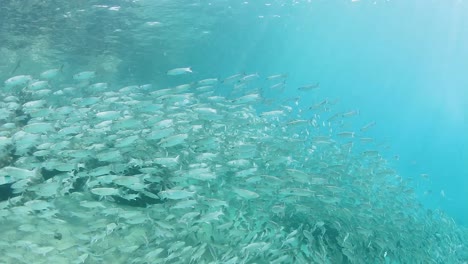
[{"x1": 0, "y1": 0, "x2": 467, "y2": 263}]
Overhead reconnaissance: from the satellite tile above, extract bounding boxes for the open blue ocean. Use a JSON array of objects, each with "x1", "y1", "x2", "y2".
[{"x1": 0, "y1": 0, "x2": 466, "y2": 263}]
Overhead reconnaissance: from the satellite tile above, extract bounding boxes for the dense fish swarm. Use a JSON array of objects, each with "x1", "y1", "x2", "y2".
[{"x1": 0, "y1": 70, "x2": 467, "y2": 264}]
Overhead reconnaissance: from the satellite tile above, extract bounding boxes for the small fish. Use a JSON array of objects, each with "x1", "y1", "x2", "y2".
[
  {"x1": 235, "y1": 167, "x2": 257, "y2": 178},
  {"x1": 23, "y1": 122, "x2": 55, "y2": 134},
  {"x1": 279, "y1": 188, "x2": 314, "y2": 197},
  {"x1": 286, "y1": 119, "x2": 310, "y2": 127},
  {"x1": 309, "y1": 99, "x2": 328, "y2": 110},
  {"x1": 174, "y1": 83, "x2": 192, "y2": 93},
  {"x1": 73, "y1": 71, "x2": 96, "y2": 81},
  {"x1": 260, "y1": 110, "x2": 285, "y2": 118},
  {"x1": 226, "y1": 159, "x2": 251, "y2": 168},
  {"x1": 172, "y1": 199, "x2": 197, "y2": 209},
  {"x1": 196, "y1": 85, "x2": 214, "y2": 92},
  {"x1": 197, "y1": 78, "x2": 218, "y2": 86},
  {"x1": 232, "y1": 188, "x2": 259, "y2": 199},
  {"x1": 159, "y1": 189, "x2": 195, "y2": 200},
  {"x1": 27, "y1": 81, "x2": 49, "y2": 91},
  {"x1": 232, "y1": 93, "x2": 261, "y2": 104},
  {"x1": 286, "y1": 169, "x2": 310, "y2": 184},
  {"x1": 223, "y1": 73, "x2": 243, "y2": 83},
  {"x1": 91, "y1": 187, "x2": 120, "y2": 196},
  {"x1": 360, "y1": 121, "x2": 376, "y2": 132},
  {"x1": 145, "y1": 21, "x2": 162, "y2": 26},
  {"x1": 342, "y1": 110, "x2": 359, "y2": 118},
  {"x1": 4, "y1": 75, "x2": 32, "y2": 88},
  {"x1": 40, "y1": 65, "x2": 63, "y2": 80},
  {"x1": 337, "y1": 131, "x2": 355, "y2": 138},
  {"x1": 0, "y1": 167, "x2": 41, "y2": 182},
  {"x1": 24, "y1": 200, "x2": 53, "y2": 211},
  {"x1": 153, "y1": 155, "x2": 180, "y2": 167},
  {"x1": 240, "y1": 73, "x2": 259, "y2": 82},
  {"x1": 362, "y1": 150, "x2": 379, "y2": 157},
  {"x1": 193, "y1": 107, "x2": 217, "y2": 115},
  {"x1": 167, "y1": 67, "x2": 192, "y2": 76},
  {"x1": 147, "y1": 127, "x2": 175, "y2": 141},
  {"x1": 139, "y1": 84, "x2": 152, "y2": 90},
  {"x1": 327, "y1": 113, "x2": 341, "y2": 122},
  {"x1": 80, "y1": 201, "x2": 105, "y2": 208},
  {"x1": 88, "y1": 82, "x2": 108, "y2": 92},
  {"x1": 197, "y1": 210, "x2": 224, "y2": 223},
  {"x1": 159, "y1": 133, "x2": 188, "y2": 148},
  {"x1": 31, "y1": 246, "x2": 54, "y2": 256},
  {"x1": 298, "y1": 83, "x2": 320, "y2": 91},
  {"x1": 96, "y1": 111, "x2": 121, "y2": 120},
  {"x1": 114, "y1": 135, "x2": 139, "y2": 148},
  {"x1": 266, "y1": 73, "x2": 287, "y2": 80},
  {"x1": 270, "y1": 81, "x2": 286, "y2": 91}
]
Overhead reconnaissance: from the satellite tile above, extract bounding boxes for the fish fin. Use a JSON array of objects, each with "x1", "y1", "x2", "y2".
[
  {"x1": 33, "y1": 168, "x2": 43, "y2": 181},
  {"x1": 11, "y1": 60, "x2": 21, "y2": 75}
]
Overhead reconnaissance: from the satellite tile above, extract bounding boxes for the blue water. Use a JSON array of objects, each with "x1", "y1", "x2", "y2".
[
  {"x1": 0, "y1": 1, "x2": 467, "y2": 262},
  {"x1": 187, "y1": 0, "x2": 468, "y2": 226}
]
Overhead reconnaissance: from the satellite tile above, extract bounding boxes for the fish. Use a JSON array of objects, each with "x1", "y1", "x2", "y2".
[
  {"x1": 196, "y1": 85, "x2": 214, "y2": 92},
  {"x1": 259, "y1": 110, "x2": 285, "y2": 118},
  {"x1": 266, "y1": 73, "x2": 288, "y2": 80},
  {"x1": 269, "y1": 81, "x2": 286, "y2": 91},
  {"x1": 308, "y1": 99, "x2": 328, "y2": 110},
  {"x1": 88, "y1": 82, "x2": 108, "y2": 92},
  {"x1": 145, "y1": 21, "x2": 162, "y2": 27},
  {"x1": 91, "y1": 187, "x2": 120, "y2": 196},
  {"x1": 0, "y1": 167, "x2": 41, "y2": 182},
  {"x1": 197, "y1": 78, "x2": 218, "y2": 86},
  {"x1": 235, "y1": 167, "x2": 257, "y2": 178},
  {"x1": 223, "y1": 73, "x2": 243, "y2": 83},
  {"x1": 196, "y1": 210, "x2": 223, "y2": 223},
  {"x1": 39, "y1": 65, "x2": 63, "y2": 80},
  {"x1": 337, "y1": 131, "x2": 355, "y2": 138},
  {"x1": 4, "y1": 75, "x2": 32, "y2": 88},
  {"x1": 73, "y1": 71, "x2": 96, "y2": 81},
  {"x1": 240, "y1": 73, "x2": 259, "y2": 82},
  {"x1": 159, "y1": 133, "x2": 188, "y2": 148},
  {"x1": 24, "y1": 200, "x2": 53, "y2": 211},
  {"x1": 232, "y1": 188, "x2": 260, "y2": 199},
  {"x1": 183, "y1": 167, "x2": 217, "y2": 181},
  {"x1": 23, "y1": 122, "x2": 55, "y2": 134},
  {"x1": 159, "y1": 189, "x2": 195, "y2": 200},
  {"x1": 226, "y1": 159, "x2": 251, "y2": 168},
  {"x1": 96, "y1": 111, "x2": 121, "y2": 120},
  {"x1": 298, "y1": 83, "x2": 320, "y2": 91},
  {"x1": 167, "y1": 67, "x2": 192, "y2": 75},
  {"x1": 172, "y1": 199, "x2": 197, "y2": 209},
  {"x1": 360, "y1": 121, "x2": 376, "y2": 132},
  {"x1": 232, "y1": 93, "x2": 261, "y2": 104},
  {"x1": 147, "y1": 127, "x2": 175, "y2": 140},
  {"x1": 342, "y1": 110, "x2": 359, "y2": 118},
  {"x1": 27, "y1": 80, "x2": 49, "y2": 91}
]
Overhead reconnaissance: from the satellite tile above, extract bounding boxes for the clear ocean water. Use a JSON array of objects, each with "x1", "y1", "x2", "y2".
[{"x1": 0, "y1": 0, "x2": 467, "y2": 263}]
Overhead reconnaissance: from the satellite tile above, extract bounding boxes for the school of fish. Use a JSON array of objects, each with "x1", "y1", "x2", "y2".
[{"x1": 0, "y1": 68, "x2": 467, "y2": 264}]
